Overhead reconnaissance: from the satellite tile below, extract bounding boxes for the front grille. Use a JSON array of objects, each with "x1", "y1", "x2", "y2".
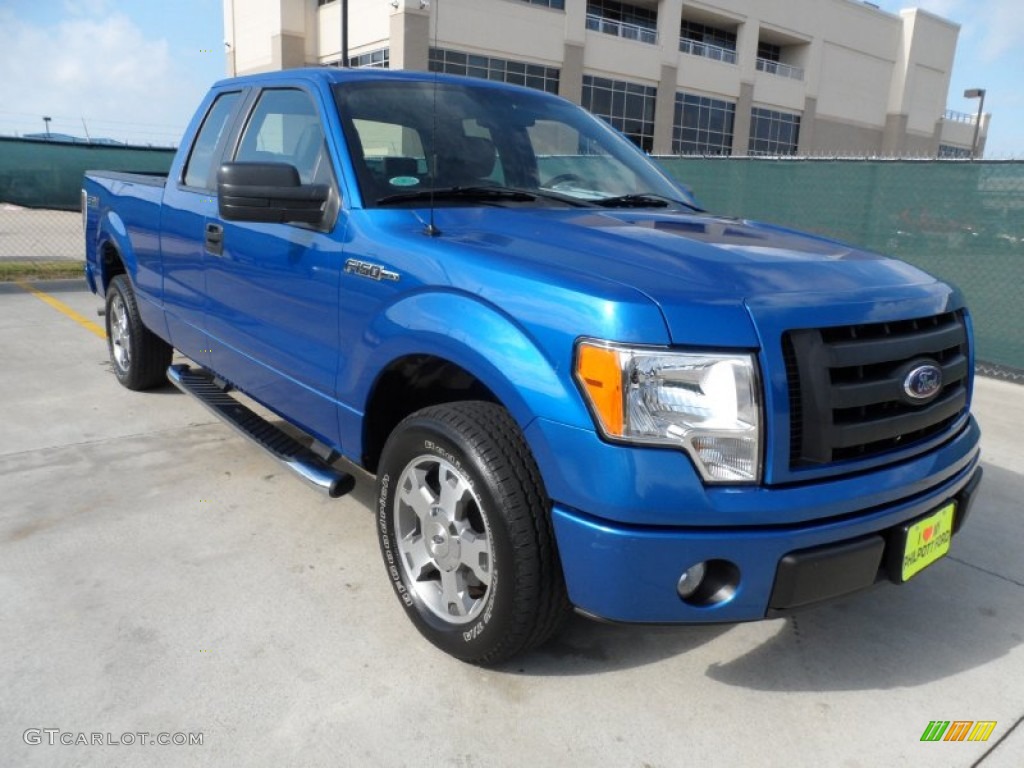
[{"x1": 783, "y1": 311, "x2": 969, "y2": 467}]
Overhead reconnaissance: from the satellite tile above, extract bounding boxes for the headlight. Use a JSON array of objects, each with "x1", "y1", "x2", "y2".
[{"x1": 575, "y1": 340, "x2": 762, "y2": 484}]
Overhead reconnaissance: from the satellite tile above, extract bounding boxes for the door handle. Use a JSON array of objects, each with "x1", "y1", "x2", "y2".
[{"x1": 205, "y1": 223, "x2": 224, "y2": 256}]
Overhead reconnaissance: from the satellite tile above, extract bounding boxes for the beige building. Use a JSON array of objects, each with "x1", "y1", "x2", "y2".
[{"x1": 223, "y1": 0, "x2": 991, "y2": 157}]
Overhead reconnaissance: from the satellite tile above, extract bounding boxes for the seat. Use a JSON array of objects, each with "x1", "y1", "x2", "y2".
[
  {"x1": 292, "y1": 123, "x2": 326, "y2": 183},
  {"x1": 435, "y1": 136, "x2": 497, "y2": 188}
]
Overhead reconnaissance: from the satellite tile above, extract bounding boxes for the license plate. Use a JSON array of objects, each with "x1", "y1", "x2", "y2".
[{"x1": 901, "y1": 503, "x2": 955, "y2": 582}]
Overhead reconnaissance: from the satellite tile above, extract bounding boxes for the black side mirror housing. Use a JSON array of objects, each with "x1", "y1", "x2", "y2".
[{"x1": 217, "y1": 162, "x2": 328, "y2": 224}]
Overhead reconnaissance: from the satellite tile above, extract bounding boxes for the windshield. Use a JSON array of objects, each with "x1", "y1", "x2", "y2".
[{"x1": 333, "y1": 79, "x2": 694, "y2": 209}]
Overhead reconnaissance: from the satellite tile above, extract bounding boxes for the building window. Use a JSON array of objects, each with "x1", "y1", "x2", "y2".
[
  {"x1": 679, "y1": 19, "x2": 737, "y2": 63},
  {"x1": 673, "y1": 93, "x2": 735, "y2": 155},
  {"x1": 324, "y1": 49, "x2": 390, "y2": 69},
  {"x1": 349, "y1": 49, "x2": 390, "y2": 69},
  {"x1": 429, "y1": 48, "x2": 560, "y2": 94},
  {"x1": 586, "y1": 0, "x2": 658, "y2": 45},
  {"x1": 757, "y1": 42, "x2": 781, "y2": 62},
  {"x1": 678, "y1": 21, "x2": 737, "y2": 63},
  {"x1": 938, "y1": 144, "x2": 972, "y2": 159},
  {"x1": 748, "y1": 107, "x2": 801, "y2": 155},
  {"x1": 515, "y1": 0, "x2": 564, "y2": 8},
  {"x1": 581, "y1": 75, "x2": 657, "y2": 152},
  {"x1": 755, "y1": 39, "x2": 804, "y2": 80}
]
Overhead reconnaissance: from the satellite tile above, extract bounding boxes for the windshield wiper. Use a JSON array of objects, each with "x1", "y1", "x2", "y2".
[
  {"x1": 376, "y1": 185, "x2": 593, "y2": 207},
  {"x1": 595, "y1": 193, "x2": 701, "y2": 210}
]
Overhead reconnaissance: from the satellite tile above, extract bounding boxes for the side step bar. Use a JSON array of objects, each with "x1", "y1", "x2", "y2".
[{"x1": 167, "y1": 364, "x2": 355, "y2": 498}]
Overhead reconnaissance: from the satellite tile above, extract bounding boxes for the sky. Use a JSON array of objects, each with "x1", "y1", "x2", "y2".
[
  {"x1": 0, "y1": 0, "x2": 224, "y2": 147},
  {"x1": 0, "y1": 0, "x2": 1020, "y2": 155}
]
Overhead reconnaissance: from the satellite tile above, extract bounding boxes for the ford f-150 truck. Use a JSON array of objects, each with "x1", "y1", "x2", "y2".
[{"x1": 84, "y1": 68, "x2": 982, "y2": 664}]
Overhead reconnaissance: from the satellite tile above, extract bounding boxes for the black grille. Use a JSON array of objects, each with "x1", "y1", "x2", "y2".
[{"x1": 783, "y1": 311, "x2": 969, "y2": 467}]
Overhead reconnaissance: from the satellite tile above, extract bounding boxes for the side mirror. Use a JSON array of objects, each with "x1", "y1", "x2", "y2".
[{"x1": 217, "y1": 162, "x2": 328, "y2": 225}]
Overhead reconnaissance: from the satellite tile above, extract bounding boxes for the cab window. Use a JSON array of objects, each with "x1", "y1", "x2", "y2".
[
  {"x1": 183, "y1": 91, "x2": 241, "y2": 189},
  {"x1": 234, "y1": 89, "x2": 331, "y2": 185}
]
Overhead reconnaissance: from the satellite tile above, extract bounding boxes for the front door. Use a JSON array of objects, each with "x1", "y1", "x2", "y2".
[{"x1": 205, "y1": 86, "x2": 346, "y2": 448}]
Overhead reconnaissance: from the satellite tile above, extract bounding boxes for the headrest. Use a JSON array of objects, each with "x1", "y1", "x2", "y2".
[
  {"x1": 459, "y1": 136, "x2": 497, "y2": 178},
  {"x1": 382, "y1": 156, "x2": 419, "y2": 178}
]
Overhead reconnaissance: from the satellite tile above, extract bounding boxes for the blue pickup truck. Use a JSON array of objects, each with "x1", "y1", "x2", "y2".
[{"x1": 84, "y1": 68, "x2": 982, "y2": 664}]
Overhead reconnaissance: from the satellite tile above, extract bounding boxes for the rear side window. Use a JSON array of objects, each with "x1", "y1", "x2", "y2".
[
  {"x1": 183, "y1": 91, "x2": 241, "y2": 189},
  {"x1": 234, "y1": 89, "x2": 329, "y2": 184}
]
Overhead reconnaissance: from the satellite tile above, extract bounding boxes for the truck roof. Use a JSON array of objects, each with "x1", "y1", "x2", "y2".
[{"x1": 212, "y1": 66, "x2": 552, "y2": 97}]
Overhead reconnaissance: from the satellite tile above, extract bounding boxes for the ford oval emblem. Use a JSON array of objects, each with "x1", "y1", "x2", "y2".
[{"x1": 904, "y1": 364, "x2": 943, "y2": 401}]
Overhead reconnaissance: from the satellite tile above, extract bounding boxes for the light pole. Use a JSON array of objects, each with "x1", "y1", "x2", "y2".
[
  {"x1": 42, "y1": 116, "x2": 51, "y2": 138},
  {"x1": 964, "y1": 88, "x2": 986, "y2": 160}
]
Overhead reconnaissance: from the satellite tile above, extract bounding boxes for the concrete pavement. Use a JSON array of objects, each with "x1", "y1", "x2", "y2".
[{"x1": 1, "y1": 280, "x2": 1021, "y2": 767}]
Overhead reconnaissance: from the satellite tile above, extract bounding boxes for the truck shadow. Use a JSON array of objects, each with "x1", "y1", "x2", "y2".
[{"x1": 508, "y1": 463, "x2": 1023, "y2": 686}]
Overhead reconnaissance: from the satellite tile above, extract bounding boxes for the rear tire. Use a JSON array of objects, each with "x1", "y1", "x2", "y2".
[
  {"x1": 376, "y1": 401, "x2": 570, "y2": 665},
  {"x1": 105, "y1": 274, "x2": 172, "y2": 391}
]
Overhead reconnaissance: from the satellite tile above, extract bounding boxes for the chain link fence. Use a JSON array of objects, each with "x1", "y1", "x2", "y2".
[{"x1": 0, "y1": 205, "x2": 81, "y2": 260}]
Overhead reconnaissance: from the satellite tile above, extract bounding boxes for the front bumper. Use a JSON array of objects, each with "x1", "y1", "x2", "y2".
[{"x1": 552, "y1": 456, "x2": 982, "y2": 623}]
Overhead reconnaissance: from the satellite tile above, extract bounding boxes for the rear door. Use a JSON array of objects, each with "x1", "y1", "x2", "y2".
[
  {"x1": 161, "y1": 88, "x2": 245, "y2": 362},
  {"x1": 205, "y1": 85, "x2": 346, "y2": 447}
]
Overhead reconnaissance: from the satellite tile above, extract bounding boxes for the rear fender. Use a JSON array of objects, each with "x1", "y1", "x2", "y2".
[
  {"x1": 95, "y1": 211, "x2": 135, "y2": 291},
  {"x1": 94, "y1": 211, "x2": 170, "y2": 340}
]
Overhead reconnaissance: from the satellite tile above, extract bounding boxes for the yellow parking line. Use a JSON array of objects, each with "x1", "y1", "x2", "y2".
[{"x1": 16, "y1": 281, "x2": 106, "y2": 339}]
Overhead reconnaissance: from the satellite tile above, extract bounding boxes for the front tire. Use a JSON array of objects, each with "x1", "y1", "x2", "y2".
[
  {"x1": 105, "y1": 274, "x2": 172, "y2": 391},
  {"x1": 376, "y1": 402, "x2": 570, "y2": 664}
]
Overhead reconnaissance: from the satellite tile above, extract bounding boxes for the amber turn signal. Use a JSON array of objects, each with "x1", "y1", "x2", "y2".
[{"x1": 575, "y1": 342, "x2": 625, "y2": 436}]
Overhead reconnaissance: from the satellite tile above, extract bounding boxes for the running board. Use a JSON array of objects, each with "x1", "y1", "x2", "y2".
[{"x1": 167, "y1": 364, "x2": 355, "y2": 498}]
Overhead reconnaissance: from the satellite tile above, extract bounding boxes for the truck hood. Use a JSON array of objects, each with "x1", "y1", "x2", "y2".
[{"x1": 431, "y1": 207, "x2": 944, "y2": 345}]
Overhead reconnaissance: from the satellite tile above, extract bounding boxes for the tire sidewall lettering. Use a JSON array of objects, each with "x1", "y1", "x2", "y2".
[
  {"x1": 461, "y1": 567, "x2": 498, "y2": 643},
  {"x1": 422, "y1": 439, "x2": 473, "y2": 490},
  {"x1": 377, "y1": 472, "x2": 413, "y2": 607}
]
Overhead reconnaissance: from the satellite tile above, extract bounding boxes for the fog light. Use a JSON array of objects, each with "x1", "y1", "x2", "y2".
[
  {"x1": 677, "y1": 562, "x2": 707, "y2": 599},
  {"x1": 677, "y1": 559, "x2": 741, "y2": 606}
]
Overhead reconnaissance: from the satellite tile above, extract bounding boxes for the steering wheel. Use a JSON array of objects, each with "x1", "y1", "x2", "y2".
[{"x1": 545, "y1": 173, "x2": 587, "y2": 189}]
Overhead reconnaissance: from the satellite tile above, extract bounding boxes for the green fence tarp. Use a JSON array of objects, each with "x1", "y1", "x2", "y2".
[
  {"x1": 0, "y1": 137, "x2": 175, "y2": 211},
  {"x1": 655, "y1": 158, "x2": 1024, "y2": 371}
]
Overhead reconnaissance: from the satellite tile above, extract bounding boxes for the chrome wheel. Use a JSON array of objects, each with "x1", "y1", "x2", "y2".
[
  {"x1": 394, "y1": 455, "x2": 492, "y2": 625},
  {"x1": 109, "y1": 292, "x2": 131, "y2": 372},
  {"x1": 104, "y1": 274, "x2": 172, "y2": 391}
]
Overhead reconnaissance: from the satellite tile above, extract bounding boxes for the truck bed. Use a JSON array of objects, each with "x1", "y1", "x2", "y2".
[
  {"x1": 84, "y1": 170, "x2": 168, "y2": 186},
  {"x1": 83, "y1": 171, "x2": 169, "y2": 313}
]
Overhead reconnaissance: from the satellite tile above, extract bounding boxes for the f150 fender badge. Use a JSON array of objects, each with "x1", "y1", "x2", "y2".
[
  {"x1": 903, "y1": 363, "x2": 943, "y2": 402},
  {"x1": 344, "y1": 258, "x2": 400, "y2": 282}
]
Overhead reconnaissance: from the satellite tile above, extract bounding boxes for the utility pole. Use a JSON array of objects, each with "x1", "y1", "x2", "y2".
[
  {"x1": 341, "y1": 0, "x2": 349, "y2": 66},
  {"x1": 42, "y1": 116, "x2": 51, "y2": 139}
]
